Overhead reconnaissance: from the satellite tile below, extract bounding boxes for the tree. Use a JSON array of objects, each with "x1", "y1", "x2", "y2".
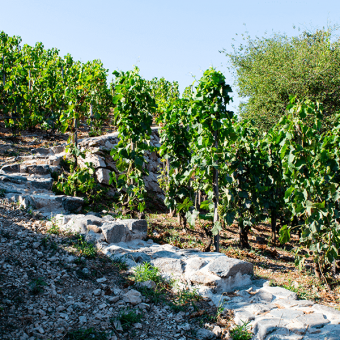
[{"x1": 222, "y1": 28, "x2": 340, "y2": 131}]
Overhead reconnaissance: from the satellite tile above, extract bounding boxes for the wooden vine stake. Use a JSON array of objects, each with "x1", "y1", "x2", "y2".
[{"x1": 213, "y1": 129, "x2": 220, "y2": 252}]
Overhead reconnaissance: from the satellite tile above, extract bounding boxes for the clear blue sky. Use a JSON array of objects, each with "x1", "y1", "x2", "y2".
[{"x1": 1, "y1": 0, "x2": 339, "y2": 111}]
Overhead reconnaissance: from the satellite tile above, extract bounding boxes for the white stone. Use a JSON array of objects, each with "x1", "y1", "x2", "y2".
[
  {"x1": 122, "y1": 289, "x2": 142, "y2": 305},
  {"x1": 79, "y1": 316, "x2": 87, "y2": 324},
  {"x1": 93, "y1": 289, "x2": 102, "y2": 296},
  {"x1": 96, "y1": 168, "x2": 111, "y2": 185}
]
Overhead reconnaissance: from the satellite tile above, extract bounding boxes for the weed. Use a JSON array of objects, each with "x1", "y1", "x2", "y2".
[
  {"x1": 115, "y1": 309, "x2": 142, "y2": 331},
  {"x1": 0, "y1": 189, "x2": 5, "y2": 198},
  {"x1": 50, "y1": 241, "x2": 58, "y2": 250},
  {"x1": 136, "y1": 286, "x2": 165, "y2": 304},
  {"x1": 176, "y1": 287, "x2": 201, "y2": 305},
  {"x1": 168, "y1": 301, "x2": 185, "y2": 312},
  {"x1": 41, "y1": 237, "x2": 49, "y2": 247},
  {"x1": 29, "y1": 278, "x2": 47, "y2": 295},
  {"x1": 66, "y1": 328, "x2": 109, "y2": 340},
  {"x1": 133, "y1": 262, "x2": 162, "y2": 283},
  {"x1": 112, "y1": 257, "x2": 128, "y2": 271},
  {"x1": 230, "y1": 322, "x2": 252, "y2": 340},
  {"x1": 73, "y1": 257, "x2": 84, "y2": 265},
  {"x1": 167, "y1": 286, "x2": 201, "y2": 312},
  {"x1": 71, "y1": 235, "x2": 97, "y2": 258},
  {"x1": 47, "y1": 223, "x2": 60, "y2": 235}
]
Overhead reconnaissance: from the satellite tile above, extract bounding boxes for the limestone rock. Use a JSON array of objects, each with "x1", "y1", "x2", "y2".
[
  {"x1": 31, "y1": 147, "x2": 53, "y2": 156},
  {"x1": 80, "y1": 154, "x2": 106, "y2": 168},
  {"x1": 62, "y1": 196, "x2": 84, "y2": 213},
  {"x1": 1, "y1": 164, "x2": 21, "y2": 173},
  {"x1": 101, "y1": 222, "x2": 132, "y2": 243},
  {"x1": 138, "y1": 280, "x2": 156, "y2": 289},
  {"x1": 196, "y1": 328, "x2": 216, "y2": 339},
  {"x1": 207, "y1": 257, "x2": 253, "y2": 278},
  {"x1": 96, "y1": 168, "x2": 111, "y2": 185},
  {"x1": 261, "y1": 285, "x2": 298, "y2": 300},
  {"x1": 296, "y1": 313, "x2": 330, "y2": 328},
  {"x1": 122, "y1": 289, "x2": 142, "y2": 305}
]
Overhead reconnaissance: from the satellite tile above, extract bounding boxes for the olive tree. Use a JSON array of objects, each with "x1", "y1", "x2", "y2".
[{"x1": 222, "y1": 28, "x2": 340, "y2": 131}]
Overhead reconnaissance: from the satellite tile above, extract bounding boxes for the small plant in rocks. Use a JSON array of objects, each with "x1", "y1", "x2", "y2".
[
  {"x1": 112, "y1": 257, "x2": 128, "y2": 271},
  {"x1": 65, "y1": 327, "x2": 109, "y2": 340},
  {"x1": 230, "y1": 321, "x2": 253, "y2": 340},
  {"x1": 137, "y1": 285, "x2": 165, "y2": 304},
  {"x1": 71, "y1": 235, "x2": 97, "y2": 258},
  {"x1": 133, "y1": 262, "x2": 162, "y2": 283},
  {"x1": 47, "y1": 223, "x2": 61, "y2": 235},
  {"x1": 28, "y1": 278, "x2": 47, "y2": 295},
  {"x1": 116, "y1": 308, "x2": 142, "y2": 331}
]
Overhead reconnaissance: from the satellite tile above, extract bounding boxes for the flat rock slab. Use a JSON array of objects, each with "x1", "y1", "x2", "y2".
[
  {"x1": 295, "y1": 313, "x2": 330, "y2": 328},
  {"x1": 100, "y1": 239, "x2": 254, "y2": 300},
  {"x1": 207, "y1": 256, "x2": 253, "y2": 278}
]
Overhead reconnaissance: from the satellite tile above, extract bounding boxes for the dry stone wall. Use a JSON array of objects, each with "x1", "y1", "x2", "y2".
[{"x1": 0, "y1": 127, "x2": 163, "y2": 216}]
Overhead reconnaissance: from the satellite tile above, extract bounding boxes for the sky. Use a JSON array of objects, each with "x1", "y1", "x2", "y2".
[{"x1": 1, "y1": 0, "x2": 339, "y2": 112}]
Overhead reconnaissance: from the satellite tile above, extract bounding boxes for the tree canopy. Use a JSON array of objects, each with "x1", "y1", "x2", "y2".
[{"x1": 222, "y1": 28, "x2": 340, "y2": 131}]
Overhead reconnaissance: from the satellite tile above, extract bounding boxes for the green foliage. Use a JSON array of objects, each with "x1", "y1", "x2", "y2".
[
  {"x1": 110, "y1": 67, "x2": 156, "y2": 214},
  {"x1": 116, "y1": 309, "x2": 142, "y2": 331},
  {"x1": 220, "y1": 120, "x2": 263, "y2": 248},
  {"x1": 53, "y1": 144, "x2": 108, "y2": 204},
  {"x1": 224, "y1": 28, "x2": 340, "y2": 131},
  {"x1": 0, "y1": 31, "x2": 111, "y2": 135},
  {"x1": 132, "y1": 262, "x2": 162, "y2": 283},
  {"x1": 71, "y1": 235, "x2": 97, "y2": 258},
  {"x1": 278, "y1": 98, "x2": 340, "y2": 272},
  {"x1": 46, "y1": 223, "x2": 61, "y2": 235},
  {"x1": 112, "y1": 257, "x2": 128, "y2": 271},
  {"x1": 158, "y1": 97, "x2": 193, "y2": 227},
  {"x1": 66, "y1": 328, "x2": 109, "y2": 340},
  {"x1": 230, "y1": 322, "x2": 252, "y2": 340},
  {"x1": 187, "y1": 67, "x2": 233, "y2": 243},
  {"x1": 28, "y1": 278, "x2": 47, "y2": 295},
  {"x1": 147, "y1": 77, "x2": 179, "y2": 121}
]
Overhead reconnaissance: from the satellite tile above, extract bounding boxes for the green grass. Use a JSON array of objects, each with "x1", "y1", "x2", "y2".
[
  {"x1": 168, "y1": 286, "x2": 202, "y2": 312},
  {"x1": 71, "y1": 235, "x2": 97, "y2": 258},
  {"x1": 46, "y1": 223, "x2": 61, "y2": 235},
  {"x1": 133, "y1": 262, "x2": 162, "y2": 283},
  {"x1": 230, "y1": 322, "x2": 252, "y2": 340}
]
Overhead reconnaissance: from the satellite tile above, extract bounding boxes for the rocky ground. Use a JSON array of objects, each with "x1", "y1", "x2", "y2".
[
  {"x1": 0, "y1": 198, "x2": 231, "y2": 340},
  {"x1": 1, "y1": 122, "x2": 340, "y2": 340},
  {"x1": 2, "y1": 199, "x2": 340, "y2": 340},
  {"x1": 148, "y1": 215, "x2": 340, "y2": 309}
]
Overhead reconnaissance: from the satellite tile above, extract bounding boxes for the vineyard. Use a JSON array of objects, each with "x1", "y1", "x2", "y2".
[{"x1": 1, "y1": 30, "x2": 340, "y2": 286}]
